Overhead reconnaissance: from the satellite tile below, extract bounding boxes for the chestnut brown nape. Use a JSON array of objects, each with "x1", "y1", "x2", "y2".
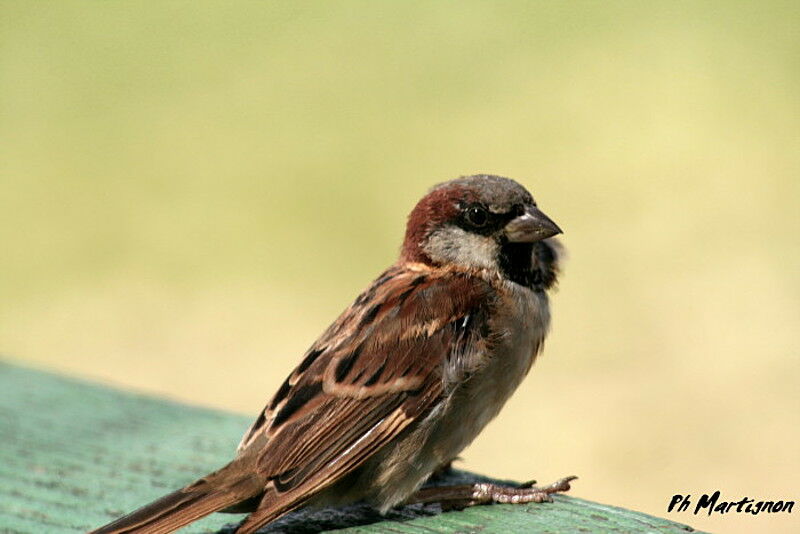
[{"x1": 400, "y1": 183, "x2": 469, "y2": 264}]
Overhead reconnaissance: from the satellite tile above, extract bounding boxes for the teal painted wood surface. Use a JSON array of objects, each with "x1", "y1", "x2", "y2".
[{"x1": 0, "y1": 362, "x2": 704, "y2": 533}]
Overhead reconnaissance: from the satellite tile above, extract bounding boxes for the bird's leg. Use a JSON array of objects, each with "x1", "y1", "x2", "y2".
[
  {"x1": 426, "y1": 459, "x2": 458, "y2": 482},
  {"x1": 406, "y1": 475, "x2": 577, "y2": 509}
]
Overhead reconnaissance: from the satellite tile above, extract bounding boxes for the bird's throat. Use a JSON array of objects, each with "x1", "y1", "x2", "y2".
[{"x1": 498, "y1": 241, "x2": 558, "y2": 291}]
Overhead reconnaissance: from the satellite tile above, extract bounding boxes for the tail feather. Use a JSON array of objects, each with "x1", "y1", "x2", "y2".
[{"x1": 90, "y1": 462, "x2": 264, "y2": 534}]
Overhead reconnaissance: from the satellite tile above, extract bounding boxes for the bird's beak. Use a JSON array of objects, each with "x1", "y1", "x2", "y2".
[{"x1": 504, "y1": 206, "x2": 562, "y2": 243}]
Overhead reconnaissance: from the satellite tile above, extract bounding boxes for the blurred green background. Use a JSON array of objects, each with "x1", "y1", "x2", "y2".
[{"x1": 2, "y1": 2, "x2": 798, "y2": 533}]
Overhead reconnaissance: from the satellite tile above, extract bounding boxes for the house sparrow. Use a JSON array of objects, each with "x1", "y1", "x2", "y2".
[{"x1": 91, "y1": 174, "x2": 573, "y2": 534}]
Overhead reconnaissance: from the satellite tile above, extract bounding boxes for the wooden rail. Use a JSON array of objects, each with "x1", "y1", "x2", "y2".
[{"x1": 0, "y1": 362, "x2": 703, "y2": 533}]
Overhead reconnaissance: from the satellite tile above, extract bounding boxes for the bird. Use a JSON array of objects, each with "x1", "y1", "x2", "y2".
[{"x1": 91, "y1": 174, "x2": 574, "y2": 534}]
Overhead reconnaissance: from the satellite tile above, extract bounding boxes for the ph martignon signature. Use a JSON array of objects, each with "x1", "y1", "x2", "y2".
[{"x1": 668, "y1": 491, "x2": 794, "y2": 516}]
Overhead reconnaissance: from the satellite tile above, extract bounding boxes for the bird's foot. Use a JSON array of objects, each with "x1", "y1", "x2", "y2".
[{"x1": 407, "y1": 475, "x2": 577, "y2": 509}]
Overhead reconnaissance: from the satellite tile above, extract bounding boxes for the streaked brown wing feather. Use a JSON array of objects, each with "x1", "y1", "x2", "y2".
[{"x1": 233, "y1": 267, "x2": 494, "y2": 532}]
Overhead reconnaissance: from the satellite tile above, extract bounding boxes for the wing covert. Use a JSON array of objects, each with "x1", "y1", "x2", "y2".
[{"x1": 237, "y1": 267, "x2": 495, "y2": 504}]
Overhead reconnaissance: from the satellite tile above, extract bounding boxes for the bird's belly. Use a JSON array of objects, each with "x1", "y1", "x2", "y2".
[
  {"x1": 349, "y1": 285, "x2": 549, "y2": 511},
  {"x1": 425, "y1": 291, "x2": 547, "y2": 469}
]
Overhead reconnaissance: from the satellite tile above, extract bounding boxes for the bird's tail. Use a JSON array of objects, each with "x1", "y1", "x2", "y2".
[{"x1": 90, "y1": 459, "x2": 264, "y2": 534}]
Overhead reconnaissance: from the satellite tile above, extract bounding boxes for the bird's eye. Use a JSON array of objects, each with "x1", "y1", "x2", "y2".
[{"x1": 465, "y1": 205, "x2": 489, "y2": 228}]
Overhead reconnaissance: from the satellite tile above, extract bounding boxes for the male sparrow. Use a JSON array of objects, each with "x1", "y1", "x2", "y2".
[{"x1": 91, "y1": 174, "x2": 572, "y2": 534}]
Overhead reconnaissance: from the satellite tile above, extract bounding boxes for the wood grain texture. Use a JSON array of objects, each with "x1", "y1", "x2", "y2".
[{"x1": 0, "y1": 362, "x2": 704, "y2": 533}]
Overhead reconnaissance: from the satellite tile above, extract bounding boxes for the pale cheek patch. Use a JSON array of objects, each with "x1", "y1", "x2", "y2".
[{"x1": 423, "y1": 227, "x2": 499, "y2": 271}]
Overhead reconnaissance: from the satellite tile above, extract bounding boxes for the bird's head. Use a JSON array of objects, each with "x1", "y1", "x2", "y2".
[{"x1": 401, "y1": 174, "x2": 563, "y2": 289}]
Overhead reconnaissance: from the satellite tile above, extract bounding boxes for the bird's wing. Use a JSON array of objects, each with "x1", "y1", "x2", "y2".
[{"x1": 234, "y1": 266, "x2": 495, "y2": 533}]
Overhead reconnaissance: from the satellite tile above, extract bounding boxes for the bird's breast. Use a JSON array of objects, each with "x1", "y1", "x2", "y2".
[
  {"x1": 333, "y1": 282, "x2": 551, "y2": 512},
  {"x1": 431, "y1": 283, "x2": 550, "y2": 462}
]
